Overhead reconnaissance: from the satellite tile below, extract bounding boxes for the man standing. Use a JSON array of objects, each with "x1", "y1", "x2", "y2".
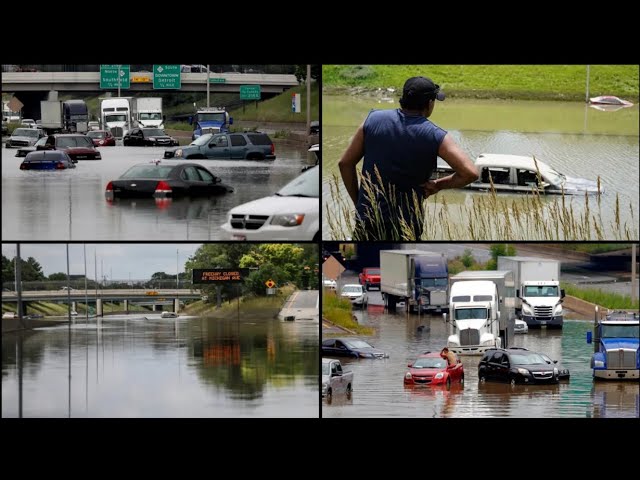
[
  {"x1": 338, "y1": 76, "x2": 479, "y2": 240},
  {"x1": 440, "y1": 347, "x2": 457, "y2": 366}
]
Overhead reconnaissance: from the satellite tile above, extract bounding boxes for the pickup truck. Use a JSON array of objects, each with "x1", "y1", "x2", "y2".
[
  {"x1": 322, "y1": 358, "x2": 354, "y2": 403},
  {"x1": 358, "y1": 267, "x2": 381, "y2": 291}
]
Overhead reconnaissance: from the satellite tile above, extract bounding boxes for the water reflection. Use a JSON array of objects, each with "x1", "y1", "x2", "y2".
[{"x1": 1, "y1": 314, "x2": 318, "y2": 417}]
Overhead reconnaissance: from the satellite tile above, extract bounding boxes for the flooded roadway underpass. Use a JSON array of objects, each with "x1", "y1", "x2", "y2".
[
  {"x1": 2, "y1": 143, "x2": 314, "y2": 240},
  {"x1": 2, "y1": 313, "x2": 319, "y2": 417},
  {"x1": 322, "y1": 281, "x2": 639, "y2": 418}
]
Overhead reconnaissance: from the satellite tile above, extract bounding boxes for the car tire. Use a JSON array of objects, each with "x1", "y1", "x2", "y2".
[
  {"x1": 346, "y1": 384, "x2": 352, "y2": 400},
  {"x1": 326, "y1": 388, "x2": 332, "y2": 404}
]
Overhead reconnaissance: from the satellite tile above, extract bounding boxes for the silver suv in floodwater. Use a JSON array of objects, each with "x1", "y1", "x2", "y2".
[
  {"x1": 6, "y1": 127, "x2": 44, "y2": 148},
  {"x1": 164, "y1": 132, "x2": 275, "y2": 160}
]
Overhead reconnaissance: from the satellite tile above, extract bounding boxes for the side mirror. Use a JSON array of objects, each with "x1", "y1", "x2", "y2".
[
  {"x1": 553, "y1": 360, "x2": 558, "y2": 364},
  {"x1": 561, "y1": 289, "x2": 565, "y2": 299},
  {"x1": 516, "y1": 289, "x2": 520, "y2": 298},
  {"x1": 586, "y1": 331, "x2": 592, "y2": 344},
  {"x1": 407, "y1": 363, "x2": 413, "y2": 368},
  {"x1": 229, "y1": 117, "x2": 233, "y2": 125}
]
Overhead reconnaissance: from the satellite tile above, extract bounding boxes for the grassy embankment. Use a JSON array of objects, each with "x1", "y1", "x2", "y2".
[
  {"x1": 562, "y1": 284, "x2": 639, "y2": 310},
  {"x1": 322, "y1": 65, "x2": 640, "y2": 102},
  {"x1": 2, "y1": 301, "x2": 152, "y2": 316},
  {"x1": 323, "y1": 291, "x2": 374, "y2": 335}
]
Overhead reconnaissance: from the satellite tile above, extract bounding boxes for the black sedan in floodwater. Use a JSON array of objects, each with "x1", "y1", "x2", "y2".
[
  {"x1": 123, "y1": 128, "x2": 179, "y2": 147},
  {"x1": 321, "y1": 338, "x2": 389, "y2": 359},
  {"x1": 105, "y1": 161, "x2": 233, "y2": 200}
]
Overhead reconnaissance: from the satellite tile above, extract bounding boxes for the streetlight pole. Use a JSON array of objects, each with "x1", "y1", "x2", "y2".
[
  {"x1": 585, "y1": 65, "x2": 590, "y2": 103},
  {"x1": 176, "y1": 248, "x2": 180, "y2": 313},
  {"x1": 207, "y1": 65, "x2": 210, "y2": 108},
  {"x1": 306, "y1": 64, "x2": 311, "y2": 139}
]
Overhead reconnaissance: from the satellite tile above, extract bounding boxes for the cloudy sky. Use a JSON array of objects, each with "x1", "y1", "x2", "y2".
[{"x1": 2, "y1": 244, "x2": 202, "y2": 281}]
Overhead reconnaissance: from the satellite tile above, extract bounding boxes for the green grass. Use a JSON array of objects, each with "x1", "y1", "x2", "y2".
[
  {"x1": 164, "y1": 121, "x2": 192, "y2": 131},
  {"x1": 323, "y1": 292, "x2": 374, "y2": 335},
  {"x1": 323, "y1": 65, "x2": 640, "y2": 101},
  {"x1": 182, "y1": 285, "x2": 294, "y2": 318},
  {"x1": 561, "y1": 244, "x2": 635, "y2": 254},
  {"x1": 230, "y1": 83, "x2": 319, "y2": 123},
  {"x1": 563, "y1": 283, "x2": 639, "y2": 310}
]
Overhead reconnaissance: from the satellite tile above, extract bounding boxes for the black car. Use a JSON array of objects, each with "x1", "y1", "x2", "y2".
[
  {"x1": 478, "y1": 348, "x2": 560, "y2": 385},
  {"x1": 321, "y1": 338, "x2": 388, "y2": 359},
  {"x1": 105, "y1": 160, "x2": 233, "y2": 199},
  {"x1": 123, "y1": 128, "x2": 179, "y2": 147},
  {"x1": 20, "y1": 150, "x2": 76, "y2": 170}
]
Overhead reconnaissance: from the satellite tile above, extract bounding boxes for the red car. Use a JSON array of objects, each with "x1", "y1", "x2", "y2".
[
  {"x1": 358, "y1": 267, "x2": 380, "y2": 291},
  {"x1": 404, "y1": 352, "x2": 464, "y2": 388},
  {"x1": 87, "y1": 130, "x2": 116, "y2": 147}
]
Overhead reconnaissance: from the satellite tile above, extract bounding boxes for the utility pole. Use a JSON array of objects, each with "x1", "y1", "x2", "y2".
[
  {"x1": 632, "y1": 244, "x2": 637, "y2": 304},
  {"x1": 15, "y1": 244, "x2": 25, "y2": 329},
  {"x1": 306, "y1": 64, "x2": 311, "y2": 139},
  {"x1": 585, "y1": 65, "x2": 590, "y2": 103},
  {"x1": 176, "y1": 249, "x2": 180, "y2": 313},
  {"x1": 206, "y1": 65, "x2": 210, "y2": 107}
]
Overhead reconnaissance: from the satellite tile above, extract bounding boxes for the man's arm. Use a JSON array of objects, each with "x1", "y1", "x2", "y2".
[
  {"x1": 338, "y1": 123, "x2": 365, "y2": 206},
  {"x1": 423, "y1": 133, "x2": 478, "y2": 197}
]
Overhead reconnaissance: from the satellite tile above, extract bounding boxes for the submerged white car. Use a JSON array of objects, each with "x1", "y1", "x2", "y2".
[
  {"x1": 340, "y1": 284, "x2": 368, "y2": 307},
  {"x1": 514, "y1": 318, "x2": 529, "y2": 334},
  {"x1": 221, "y1": 165, "x2": 319, "y2": 240}
]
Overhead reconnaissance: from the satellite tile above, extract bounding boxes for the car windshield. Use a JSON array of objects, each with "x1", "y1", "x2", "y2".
[
  {"x1": 192, "y1": 134, "x2": 213, "y2": 146},
  {"x1": 365, "y1": 269, "x2": 380, "y2": 275},
  {"x1": 421, "y1": 277, "x2": 448, "y2": 288},
  {"x1": 412, "y1": 357, "x2": 447, "y2": 369},
  {"x1": 344, "y1": 340, "x2": 373, "y2": 349},
  {"x1": 601, "y1": 324, "x2": 640, "y2": 338},
  {"x1": 199, "y1": 113, "x2": 226, "y2": 122},
  {"x1": 322, "y1": 363, "x2": 330, "y2": 375},
  {"x1": 87, "y1": 131, "x2": 106, "y2": 139},
  {"x1": 120, "y1": 165, "x2": 174, "y2": 179},
  {"x1": 542, "y1": 167, "x2": 566, "y2": 186},
  {"x1": 143, "y1": 129, "x2": 165, "y2": 137},
  {"x1": 105, "y1": 114, "x2": 127, "y2": 122},
  {"x1": 57, "y1": 136, "x2": 93, "y2": 148},
  {"x1": 35, "y1": 137, "x2": 47, "y2": 147},
  {"x1": 523, "y1": 285, "x2": 558, "y2": 297},
  {"x1": 341, "y1": 286, "x2": 363, "y2": 294},
  {"x1": 510, "y1": 353, "x2": 548, "y2": 365},
  {"x1": 454, "y1": 307, "x2": 487, "y2": 320},
  {"x1": 14, "y1": 128, "x2": 38, "y2": 137},
  {"x1": 139, "y1": 113, "x2": 162, "y2": 120},
  {"x1": 276, "y1": 166, "x2": 319, "y2": 197}
]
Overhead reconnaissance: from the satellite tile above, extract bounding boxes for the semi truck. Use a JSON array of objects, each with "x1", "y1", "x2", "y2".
[
  {"x1": 133, "y1": 97, "x2": 164, "y2": 128},
  {"x1": 497, "y1": 256, "x2": 565, "y2": 329},
  {"x1": 40, "y1": 99, "x2": 89, "y2": 134},
  {"x1": 100, "y1": 97, "x2": 133, "y2": 138},
  {"x1": 189, "y1": 106, "x2": 233, "y2": 140},
  {"x1": 446, "y1": 270, "x2": 515, "y2": 355},
  {"x1": 587, "y1": 310, "x2": 639, "y2": 380},
  {"x1": 380, "y1": 249, "x2": 448, "y2": 313}
]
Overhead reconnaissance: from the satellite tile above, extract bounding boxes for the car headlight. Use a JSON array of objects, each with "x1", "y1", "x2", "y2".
[
  {"x1": 522, "y1": 304, "x2": 533, "y2": 315},
  {"x1": 554, "y1": 303, "x2": 563, "y2": 314},
  {"x1": 148, "y1": 137, "x2": 156, "y2": 141},
  {"x1": 174, "y1": 148, "x2": 183, "y2": 158},
  {"x1": 434, "y1": 372, "x2": 444, "y2": 379},
  {"x1": 271, "y1": 214, "x2": 305, "y2": 227},
  {"x1": 358, "y1": 352, "x2": 372, "y2": 358},
  {"x1": 405, "y1": 372, "x2": 412, "y2": 379},
  {"x1": 322, "y1": 382, "x2": 327, "y2": 389},
  {"x1": 594, "y1": 360, "x2": 605, "y2": 368},
  {"x1": 517, "y1": 368, "x2": 530, "y2": 375}
]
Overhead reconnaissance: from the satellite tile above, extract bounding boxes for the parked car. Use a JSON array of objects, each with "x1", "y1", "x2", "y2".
[
  {"x1": 323, "y1": 278, "x2": 337, "y2": 290},
  {"x1": 539, "y1": 353, "x2": 570, "y2": 380},
  {"x1": 220, "y1": 165, "x2": 318, "y2": 241},
  {"x1": 358, "y1": 267, "x2": 381, "y2": 291},
  {"x1": 37, "y1": 134, "x2": 102, "y2": 161},
  {"x1": 2, "y1": 312, "x2": 19, "y2": 319},
  {"x1": 20, "y1": 150, "x2": 76, "y2": 170},
  {"x1": 340, "y1": 284, "x2": 368, "y2": 307},
  {"x1": 514, "y1": 318, "x2": 529, "y2": 334},
  {"x1": 60, "y1": 286, "x2": 75, "y2": 291},
  {"x1": 105, "y1": 161, "x2": 233, "y2": 200},
  {"x1": 25, "y1": 313, "x2": 44, "y2": 319},
  {"x1": 87, "y1": 130, "x2": 116, "y2": 147},
  {"x1": 302, "y1": 144, "x2": 319, "y2": 172},
  {"x1": 88, "y1": 121, "x2": 101, "y2": 131},
  {"x1": 165, "y1": 132, "x2": 275, "y2": 160},
  {"x1": 21, "y1": 119, "x2": 36, "y2": 127},
  {"x1": 322, "y1": 358, "x2": 354, "y2": 403},
  {"x1": 404, "y1": 351, "x2": 464, "y2": 388},
  {"x1": 123, "y1": 128, "x2": 178, "y2": 147},
  {"x1": 321, "y1": 338, "x2": 388, "y2": 359},
  {"x1": 589, "y1": 95, "x2": 633, "y2": 107},
  {"x1": 15, "y1": 136, "x2": 47, "y2": 157},
  {"x1": 6, "y1": 127, "x2": 43, "y2": 148},
  {"x1": 478, "y1": 348, "x2": 560, "y2": 385}
]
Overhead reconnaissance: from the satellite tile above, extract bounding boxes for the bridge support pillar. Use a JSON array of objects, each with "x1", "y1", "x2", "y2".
[
  {"x1": 124, "y1": 299, "x2": 129, "y2": 313},
  {"x1": 152, "y1": 304, "x2": 157, "y2": 312},
  {"x1": 174, "y1": 298, "x2": 180, "y2": 313},
  {"x1": 72, "y1": 301, "x2": 77, "y2": 312},
  {"x1": 96, "y1": 299, "x2": 103, "y2": 316}
]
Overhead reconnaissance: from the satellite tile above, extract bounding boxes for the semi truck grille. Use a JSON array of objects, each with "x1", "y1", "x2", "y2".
[
  {"x1": 230, "y1": 214, "x2": 269, "y2": 230},
  {"x1": 534, "y1": 306, "x2": 553, "y2": 319},
  {"x1": 110, "y1": 127, "x2": 123, "y2": 138},
  {"x1": 606, "y1": 349, "x2": 637, "y2": 369},
  {"x1": 202, "y1": 127, "x2": 220, "y2": 135},
  {"x1": 459, "y1": 328, "x2": 480, "y2": 346}
]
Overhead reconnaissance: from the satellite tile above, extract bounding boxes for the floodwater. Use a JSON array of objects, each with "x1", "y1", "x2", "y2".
[
  {"x1": 322, "y1": 277, "x2": 639, "y2": 418},
  {"x1": 2, "y1": 143, "x2": 315, "y2": 240},
  {"x1": 1, "y1": 313, "x2": 319, "y2": 417},
  {"x1": 322, "y1": 96, "x2": 639, "y2": 240}
]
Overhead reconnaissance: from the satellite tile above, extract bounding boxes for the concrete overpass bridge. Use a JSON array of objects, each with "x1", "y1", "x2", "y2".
[{"x1": 2, "y1": 289, "x2": 201, "y2": 315}]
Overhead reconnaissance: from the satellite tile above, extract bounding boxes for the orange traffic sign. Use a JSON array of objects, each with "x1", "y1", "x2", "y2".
[
  {"x1": 8, "y1": 96, "x2": 23, "y2": 112},
  {"x1": 265, "y1": 279, "x2": 276, "y2": 288},
  {"x1": 322, "y1": 255, "x2": 345, "y2": 281}
]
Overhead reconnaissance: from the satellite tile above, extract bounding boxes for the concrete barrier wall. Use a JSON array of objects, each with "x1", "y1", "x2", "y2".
[{"x1": 564, "y1": 295, "x2": 604, "y2": 318}]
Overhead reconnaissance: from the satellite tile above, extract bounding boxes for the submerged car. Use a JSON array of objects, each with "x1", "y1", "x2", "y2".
[
  {"x1": 87, "y1": 130, "x2": 116, "y2": 147},
  {"x1": 404, "y1": 352, "x2": 464, "y2": 387},
  {"x1": 514, "y1": 318, "x2": 529, "y2": 334},
  {"x1": 589, "y1": 95, "x2": 633, "y2": 107},
  {"x1": 6, "y1": 127, "x2": 43, "y2": 148},
  {"x1": 433, "y1": 153, "x2": 603, "y2": 195},
  {"x1": 220, "y1": 165, "x2": 319, "y2": 241},
  {"x1": 123, "y1": 128, "x2": 178, "y2": 147},
  {"x1": 478, "y1": 348, "x2": 560, "y2": 385},
  {"x1": 340, "y1": 284, "x2": 368, "y2": 307},
  {"x1": 164, "y1": 132, "x2": 275, "y2": 160},
  {"x1": 322, "y1": 338, "x2": 388, "y2": 359},
  {"x1": 15, "y1": 136, "x2": 47, "y2": 157},
  {"x1": 105, "y1": 160, "x2": 233, "y2": 200},
  {"x1": 20, "y1": 150, "x2": 76, "y2": 170},
  {"x1": 38, "y1": 134, "x2": 101, "y2": 161}
]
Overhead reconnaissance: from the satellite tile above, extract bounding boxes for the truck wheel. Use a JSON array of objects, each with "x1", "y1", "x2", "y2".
[
  {"x1": 365, "y1": 283, "x2": 370, "y2": 291},
  {"x1": 346, "y1": 384, "x2": 352, "y2": 399},
  {"x1": 326, "y1": 388, "x2": 332, "y2": 404}
]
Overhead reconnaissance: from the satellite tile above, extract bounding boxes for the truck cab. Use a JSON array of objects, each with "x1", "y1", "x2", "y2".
[
  {"x1": 587, "y1": 311, "x2": 639, "y2": 380},
  {"x1": 447, "y1": 280, "x2": 501, "y2": 355},
  {"x1": 101, "y1": 98, "x2": 132, "y2": 139},
  {"x1": 190, "y1": 107, "x2": 233, "y2": 140}
]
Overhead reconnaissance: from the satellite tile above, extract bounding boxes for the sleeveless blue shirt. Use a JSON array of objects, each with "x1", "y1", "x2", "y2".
[{"x1": 356, "y1": 108, "x2": 447, "y2": 227}]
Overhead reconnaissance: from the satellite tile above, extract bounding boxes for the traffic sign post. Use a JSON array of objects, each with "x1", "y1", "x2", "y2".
[
  {"x1": 153, "y1": 64, "x2": 181, "y2": 90},
  {"x1": 265, "y1": 279, "x2": 276, "y2": 288},
  {"x1": 100, "y1": 65, "x2": 130, "y2": 89}
]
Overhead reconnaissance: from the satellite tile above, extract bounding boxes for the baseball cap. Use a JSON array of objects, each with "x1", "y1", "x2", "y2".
[{"x1": 400, "y1": 76, "x2": 446, "y2": 107}]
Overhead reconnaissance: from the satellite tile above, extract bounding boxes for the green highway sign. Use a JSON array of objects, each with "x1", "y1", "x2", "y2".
[
  {"x1": 153, "y1": 64, "x2": 181, "y2": 89},
  {"x1": 209, "y1": 77, "x2": 226, "y2": 83},
  {"x1": 240, "y1": 85, "x2": 261, "y2": 100},
  {"x1": 100, "y1": 65, "x2": 130, "y2": 89}
]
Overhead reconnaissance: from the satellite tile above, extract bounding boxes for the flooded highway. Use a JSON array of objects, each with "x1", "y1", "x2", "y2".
[
  {"x1": 2, "y1": 313, "x2": 319, "y2": 417},
  {"x1": 2, "y1": 142, "x2": 314, "y2": 240},
  {"x1": 323, "y1": 276, "x2": 639, "y2": 418}
]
